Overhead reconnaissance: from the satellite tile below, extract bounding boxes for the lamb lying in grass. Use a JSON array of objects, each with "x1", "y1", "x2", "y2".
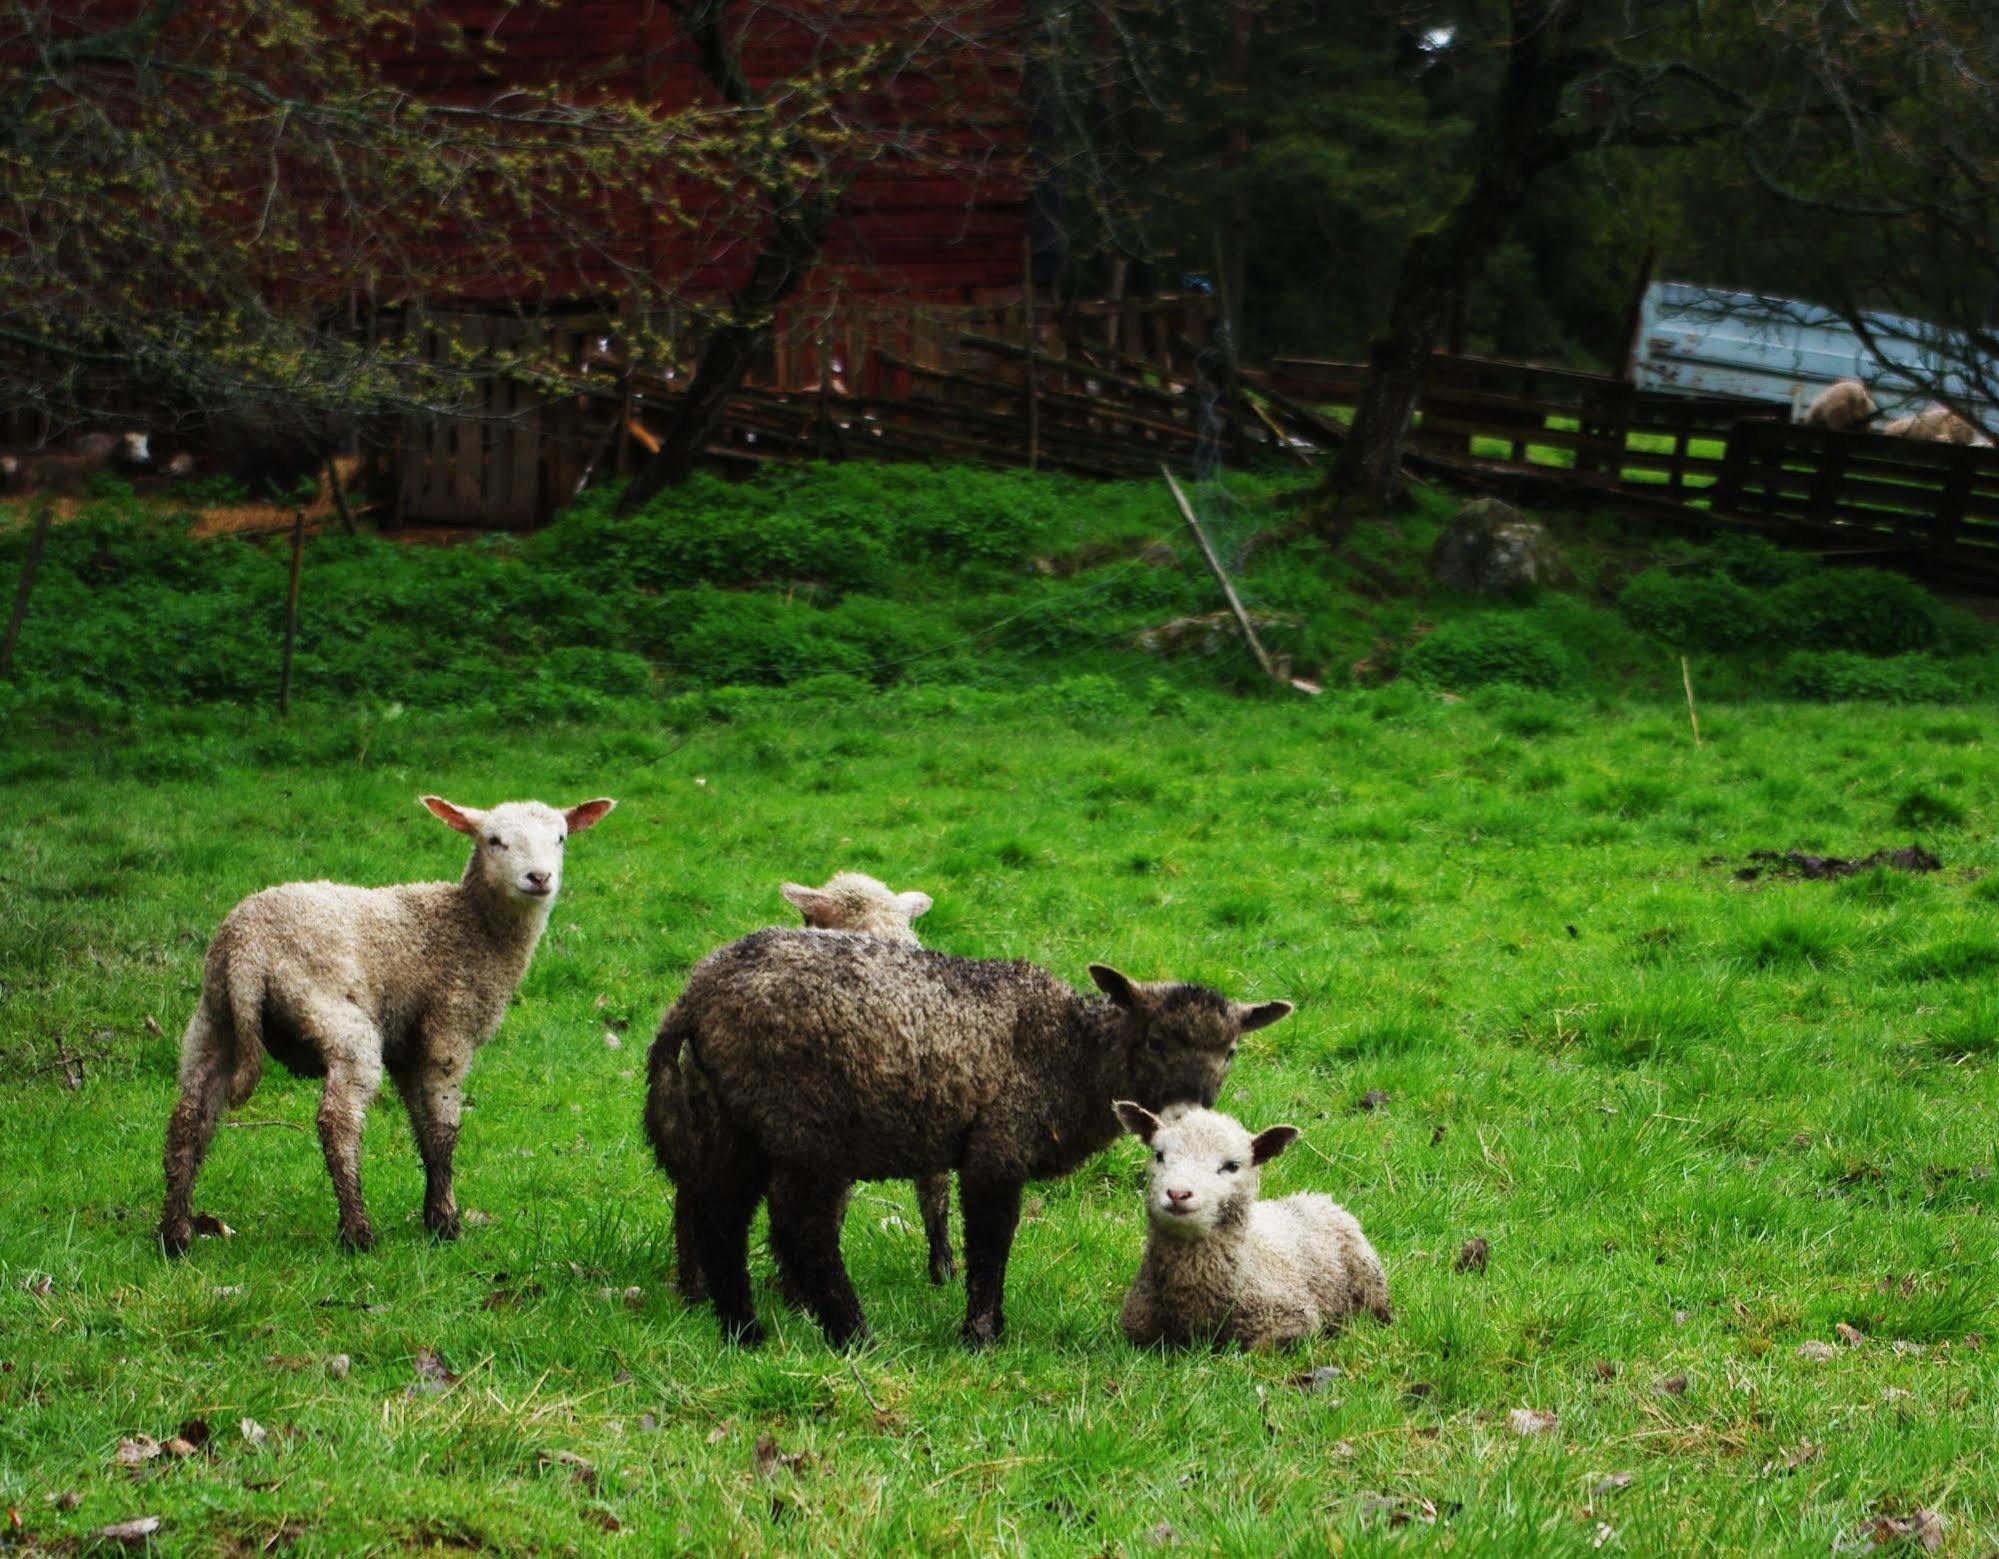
[
  {"x1": 647, "y1": 872, "x2": 946, "y2": 1301},
  {"x1": 159, "y1": 793, "x2": 614, "y2": 1255},
  {"x1": 1114, "y1": 1102, "x2": 1390, "y2": 1348}
]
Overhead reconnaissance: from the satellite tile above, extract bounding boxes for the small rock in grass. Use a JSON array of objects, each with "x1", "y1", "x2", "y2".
[
  {"x1": 238, "y1": 1418, "x2": 267, "y2": 1448},
  {"x1": 91, "y1": 1516, "x2": 162, "y2": 1545},
  {"x1": 1507, "y1": 1408, "x2": 1557, "y2": 1437},
  {"x1": 326, "y1": 1353, "x2": 352, "y2": 1380},
  {"x1": 1797, "y1": 1340, "x2": 1837, "y2": 1361}
]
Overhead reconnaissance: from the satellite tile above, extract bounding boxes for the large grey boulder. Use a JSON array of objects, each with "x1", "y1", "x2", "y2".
[{"x1": 1430, "y1": 500, "x2": 1573, "y2": 596}]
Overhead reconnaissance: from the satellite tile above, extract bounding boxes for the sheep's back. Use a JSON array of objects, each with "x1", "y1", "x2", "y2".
[{"x1": 677, "y1": 929, "x2": 1056, "y2": 1176}]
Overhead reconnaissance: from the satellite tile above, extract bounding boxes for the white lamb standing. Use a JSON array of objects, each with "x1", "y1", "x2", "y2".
[
  {"x1": 1801, "y1": 379, "x2": 1877, "y2": 431},
  {"x1": 1114, "y1": 1101, "x2": 1391, "y2": 1348},
  {"x1": 159, "y1": 793, "x2": 614, "y2": 1255}
]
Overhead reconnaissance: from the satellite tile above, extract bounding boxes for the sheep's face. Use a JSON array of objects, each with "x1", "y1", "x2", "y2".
[
  {"x1": 1114, "y1": 1102, "x2": 1298, "y2": 1241},
  {"x1": 421, "y1": 795, "x2": 616, "y2": 906},
  {"x1": 1090, "y1": 965, "x2": 1292, "y2": 1111},
  {"x1": 781, "y1": 872, "x2": 931, "y2": 945}
]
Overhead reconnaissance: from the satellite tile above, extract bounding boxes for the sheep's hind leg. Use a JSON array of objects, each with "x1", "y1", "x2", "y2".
[
  {"x1": 396, "y1": 1060, "x2": 465, "y2": 1241},
  {"x1": 959, "y1": 1176, "x2": 1023, "y2": 1348},
  {"x1": 310, "y1": 1013, "x2": 385, "y2": 1252},
  {"x1": 769, "y1": 1169, "x2": 869, "y2": 1348},
  {"x1": 915, "y1": 1172, "x2": 955, "y2": 1284},
  {"x1": 688, "y1": 1126, "x2": 768, "y2": 1346},
  {"x1": 672, "y1": 1201, "x2": 707, "y2": 1304},
  {"x1": 160, "y1": 1003, "x2": 230, "y2": 1256}
]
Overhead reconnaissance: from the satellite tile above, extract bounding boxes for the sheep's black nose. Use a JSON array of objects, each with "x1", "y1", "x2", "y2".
[{"x1": 525, "y1": 871, "x2": 551, "y2": 889}]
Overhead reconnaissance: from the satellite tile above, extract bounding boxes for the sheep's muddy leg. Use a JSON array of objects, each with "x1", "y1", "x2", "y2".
[
  {"x1": 159, "y1": 1004, "x2": 230, "y2": 1256},
  {"x1": 959, "y1": 1177, "x2": 1023, "y2": 1347},
  {"x1": 317, "y1": 1047, "x2": 385, "y2": 1252},
  {"x1": 769, "y1": 1169, "x2": 868, "y2": 1348},
  {"x1": 915, "y1": 1172, "x2": 955, "y2": 1284},
  {"x1": 396, "y1": 1063, "x2": 465, "y2": 1241},
  {"x1": 672, "y1": 1203, "x2": 707, "y2": 1304},
  {"x1": 689, "y1": 1128, "x2": 768, "y2": 1346}
]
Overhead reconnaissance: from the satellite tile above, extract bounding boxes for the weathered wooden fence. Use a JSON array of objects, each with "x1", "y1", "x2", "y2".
[{"x1": 385, "y1": 294, "x2": 1220, "y2": 527}]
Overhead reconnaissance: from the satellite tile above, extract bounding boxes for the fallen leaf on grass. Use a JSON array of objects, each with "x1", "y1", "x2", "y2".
[
  {"x1": 539, "y1": 1450, "x2": 597, "y2": 1492},
  {"x1": 753, "y1": 1432, "x2": 812, "y2": 1480},
  {"x1": 45, "y1": 1492, "x2": 82, "y2": 1511},
  {"x1": 1796, "y1": 1340, "x2": 1837, "y2": 1361},
  {"x1": 1330, "y1": 1440, "x2": 1356, "y2": 1459},
  {"x1": 1353, "y1": 1493, "x2": 1437, "y2": 1528},
  {"x1": 1657, "y1": 1374, "x2": 1689, "y2": 1395},
  {"x1": 1592, "y1": 1521, "x2": 1617, "y2": 1549},
  {"x1": 1881, "y1": 1387, "x2": 1913, "y2": 1404},
  {"x1": 326, "y1": 1354, "x2": 351, "y2": 1380},
  {"x1": 238, "y1": 1418, "x2": 267, "y2": 1449},
  {"x1": 161, "y1": 1438, "x2": 197, "y2": 1459},
  {"x1": 1760, "y1": 1441, "x2": 1820, "y2": 1477},
  {"x1": 1833, "y1": 1508, "x2": 1945, "y2": 1554},
  {"x1": 461, "y1": 1209, "x2": 496, "y2": 1228},
  {"x1": 114, "y1": 1436, "x2": 160, "y2": 1467},
  {"x1": 638, "y1": 1413, "x2": 659, "y2": 1433},
  {"x1": 1145, "y1": 1520, "x2": 1179, "y2": 1546},
  {"x1": 1891, "y1": 1340, "x2": 1925, "y2": 1357},
  {"x1": 177, "y1": 1419, "x2": 210, "y2": 1450},
  {"x1": 706, "y1": 1418, "x2": 733, "y2": 1445},
  {"x1": 1507, "y1": 1408, "x2": 1557, "y2": 1437},
  {"x1": 189, "y1": 1214, "x2": 234, "y2": 1239},
  {"x1": 1455, "y1": 1238, "x2": 1489, "y2": 1274},
  {"x1": 23, "y1": 1274, "x2": 52, "y2": 1298},
  {"x1": 582, "y1": 1508, "x2": 621, "y2": 1533},
  {"x1": 407, "y1": 1347, "x2": 459, "y2": 1396},
  {"x1": 1593, "y1": 1360, "x2": 1618, "y2": 1381},
  {"x1": 1402, "y1": 1382, "x2": 1435, "y2": 1403},
  {"x1": 1835, "y1": 1322, "x2": 1865, "y2": 1345},
  {"x1": 1672, "y1": 1309, "x2": 1690, "y2": 1326},
  {"x1": 1358, "y1": 1088, "x2": 1391, "y2": 1112},
  {"x1": 90, "y1": 1515, "x2": 161, "y2": 1544},
  {"x1": 211, "y1": 1285, "x2": 244, "y2": 1298},
  {"x1": 1590, "y1": 1472, "x2": 1634, "y2": 1501},
  {"x1": 1286, "y1": 1366, "x2": 1342, "y2": 1392}
]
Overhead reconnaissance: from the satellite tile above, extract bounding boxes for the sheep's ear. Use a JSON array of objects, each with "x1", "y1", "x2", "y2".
[
  {"x1": 1090, "y1": 964, "x2": 1143, "y2": 1009},
  {"x1": 421, "y1": 795, "x2": 483, "y2": 836},
  {"x1": 896, "y1": 890, "x2": 934, "y2": 921},
  {"x1": 1250, "y1": 1124, "x2": 1300, "y2": 1165},
  {"x1": 564, "y1": 798, "x2": 616, "y2": 833},
  {"x1": 1235, "y1": 999, "x2": 1293, "y2": 1034},
  {"x1": 781, "y1": 882, "x2": 833, "y2": 922},
  {"x1": 1113, "y1": 1099, "x2": 1162, "y2": 1143}
]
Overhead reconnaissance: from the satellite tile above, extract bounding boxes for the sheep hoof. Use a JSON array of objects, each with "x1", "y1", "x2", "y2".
[
  {"x1": 675, "y1": 1270, "x2": 708, "y2": 1305},
  {"x1": 159, "y1": 1221, "x2": 193, "y2": 1258},
  {"x1": 426, "y1": 1211, "x2": 462, "y2": 1243},
  {"x1": 960, "y1": 1313, "x2": 1003, "y2": 1349},
  {"x1": 722, "y1": 1316, "x2": 766, "y2": 1348},
  {"x1": 339, "y1": 1222, "x2": 376, "y2": 1254},
  {"x1": 928, "y1": 1252, "x2": 957, "y2": 1286}
]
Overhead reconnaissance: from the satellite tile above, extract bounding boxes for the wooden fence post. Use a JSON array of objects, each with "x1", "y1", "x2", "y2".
[
  {"x1": 279, "y1": 506, "x2": 305, "y2": 715},
  {"x1": 0, "y1": 499, "x2": 55, "y2": 681}
]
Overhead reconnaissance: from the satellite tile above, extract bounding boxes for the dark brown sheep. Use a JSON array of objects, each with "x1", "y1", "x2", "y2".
[{"x1": 658, "y1": 930, "x2": 1292, "y2": 1348}]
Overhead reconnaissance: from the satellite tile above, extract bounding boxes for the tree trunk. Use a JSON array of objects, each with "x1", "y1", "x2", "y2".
[
  {"x1": 1324, "y1": 1, "x2": 1580, "y2": 511},
  {"x1": 616, "y1": 198, "x2": 835, "y2": 512}
]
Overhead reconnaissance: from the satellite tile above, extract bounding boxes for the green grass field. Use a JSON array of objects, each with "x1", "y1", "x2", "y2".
[{"x1": 5, "y1": 685, "x2": 1997, "y2": 1554}]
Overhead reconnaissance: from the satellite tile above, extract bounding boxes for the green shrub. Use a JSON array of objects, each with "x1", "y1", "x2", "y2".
[
  {"x1": 1776, "y1": 651, "x2": 1963, "y2": 703},
  {"x1": 1404, "y1": 615, "x2": 1570, "y2": 690},
  {"x1": 1769, "y1": 568, "x2": 1942, "y2": 655},
  {"x1": 1705, "y1": 533, "x2": 1818, "y2": 588},
  {"x1": 1618, "y1": 568, "x2": 1773, "y2": 650}
]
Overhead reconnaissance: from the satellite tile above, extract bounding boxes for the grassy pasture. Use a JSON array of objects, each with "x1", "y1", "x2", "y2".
[{"x1": 3, "y1": 688, "x2": 1997, "y2": 1554}]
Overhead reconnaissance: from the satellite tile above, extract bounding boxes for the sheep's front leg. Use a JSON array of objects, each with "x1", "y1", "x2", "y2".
[
  {"x1": 396, "y1": 1060, "x2": 465, "y2": 1241},
  {"x1": 316, "y1": 1045, "x2": 385, "y2": 1252},
  {"x1": 769, "y1": 1169, "x2": 869, "y2": 1348},
  {"x1": 914, "y1": 1172, "x2": 955, "y2": 1284},
  {"x1": 958, "y1": 1176, "x2": 1022, "y2": 1347}
]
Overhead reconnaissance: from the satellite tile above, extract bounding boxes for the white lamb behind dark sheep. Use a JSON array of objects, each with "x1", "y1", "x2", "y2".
[
  {"x1": 1114, "y1": 1102, "x2": 1390, "y2": 1349},
  {"x1": 159, "y1": 793, "x2": 614, "y2": 1255},
  {"x1": 1801, "y1": 379, "x2": 1876, "y2": 431}
]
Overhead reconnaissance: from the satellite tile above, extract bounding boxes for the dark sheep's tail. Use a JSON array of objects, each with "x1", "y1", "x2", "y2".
[{"x1": 643, "y1": 1001, "x2": 695, "y2": 1175}]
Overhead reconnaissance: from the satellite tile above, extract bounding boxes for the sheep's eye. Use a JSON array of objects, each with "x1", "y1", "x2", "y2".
[
  {"x1": 1153, "y1": 1150, "x2": 1164, "y2": 1164},
  {"x1": 1221, "y1": 1160, "x2": 1240, "y2": 1174},
  {"x1": 487, "y1": 835, "x2": 506, "y2": 849}
]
